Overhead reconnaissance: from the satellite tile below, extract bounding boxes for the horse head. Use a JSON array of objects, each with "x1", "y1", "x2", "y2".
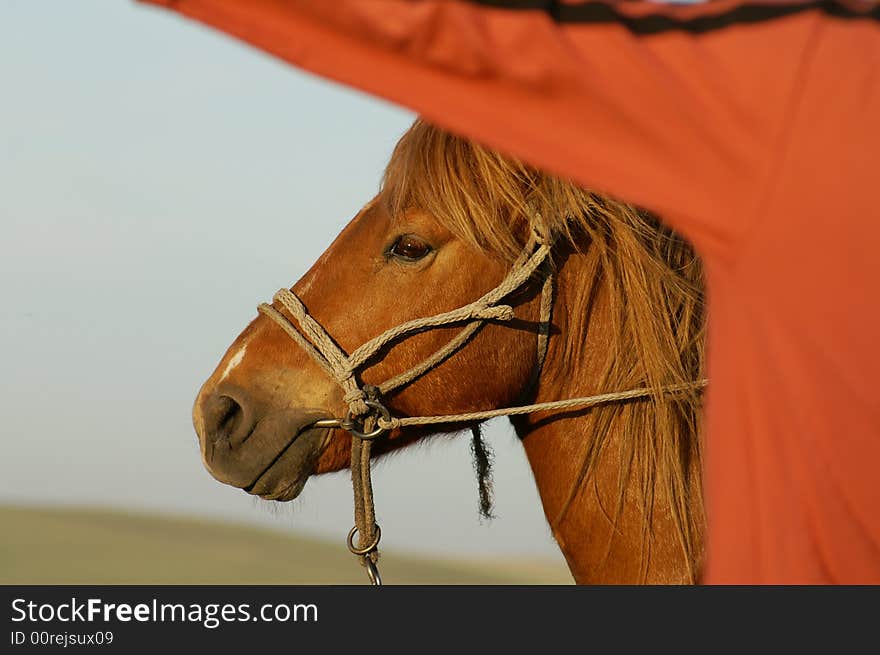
[
  {"x1": 193, "y1": 194, "x2": 544, "y2": 501},
  {"x1": 192, "y1": 119, "x2": 706, "y2": 584}
]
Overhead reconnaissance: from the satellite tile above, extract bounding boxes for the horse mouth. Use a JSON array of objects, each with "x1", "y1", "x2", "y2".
[
  {"x1": 203, "y1": 411, "x2": 333, "y2": 501},
  {"x1": 240, "y1": 424, "x2": 333, "y2": 502}
]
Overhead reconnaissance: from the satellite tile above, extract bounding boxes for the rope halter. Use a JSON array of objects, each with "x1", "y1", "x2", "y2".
[
  {"x1": 259, "y1": 229, "x2": 553, "y2": 423},
  {"x1": 257, "y1": 224, "x2": 706, "y2": 585}
]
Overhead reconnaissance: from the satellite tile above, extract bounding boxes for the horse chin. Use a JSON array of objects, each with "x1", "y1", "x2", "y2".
[
  {"x1": 240, "y1": 425, "x2": 332, "y2": 502},
  {"x1": 254, "y1": 477, "x2": 309, "y2": 502}
]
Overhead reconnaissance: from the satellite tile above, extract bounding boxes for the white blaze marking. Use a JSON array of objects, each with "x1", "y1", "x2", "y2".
[{"x1": 219, "y1": 344, "x2": 247, "y2": 382}]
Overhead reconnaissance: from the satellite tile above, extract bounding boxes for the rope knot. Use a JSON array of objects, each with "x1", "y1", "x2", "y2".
[
  {"x1": 530, "y1": 211, "x2": 550, "y2": 245},
  {"x1": 344, "y1": 389, "x2": 367, "y2": 416},
  {"x1": 377, "y1": 416, "x2": 400, "y2": 431},
  {"x1": 477, "y1": 305, "x2": 514, "y2": 321}
]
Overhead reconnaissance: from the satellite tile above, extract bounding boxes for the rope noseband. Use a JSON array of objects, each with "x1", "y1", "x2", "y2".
[{"x1": 258, "y1": 226, "x2": 706, "y2": 585}]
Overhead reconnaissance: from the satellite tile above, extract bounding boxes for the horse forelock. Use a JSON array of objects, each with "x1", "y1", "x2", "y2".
[{"x1": 381, "y1": 118, "x2": 706, "y2": 581}]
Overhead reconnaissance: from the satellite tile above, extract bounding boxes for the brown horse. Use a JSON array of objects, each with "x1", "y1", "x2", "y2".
[{"x1": 192, "y1": 119, "x2": 706, "y2": 584}]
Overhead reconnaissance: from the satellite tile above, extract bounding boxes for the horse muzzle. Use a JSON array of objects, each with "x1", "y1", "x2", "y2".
[{"x1": 194, "y1": 383, "x2": 332, "y2": 501}]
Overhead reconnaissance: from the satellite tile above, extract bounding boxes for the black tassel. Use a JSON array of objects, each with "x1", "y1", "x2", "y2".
[{"x1": 470, "y1": 424, "x2": 495, "y2": 521}]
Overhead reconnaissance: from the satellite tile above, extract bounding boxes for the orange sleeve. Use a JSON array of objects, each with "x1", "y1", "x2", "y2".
[
  {"x1": 137, "y1": 0, "x2": 880, "y2": 583},
  {"x1": 137, "y1": 0, "x2": 825, "y2": 259}
]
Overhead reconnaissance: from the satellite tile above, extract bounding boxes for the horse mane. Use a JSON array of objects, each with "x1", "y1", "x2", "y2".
[{"x1": 381, "y1": 119, "x2": 706, "y2": 581}]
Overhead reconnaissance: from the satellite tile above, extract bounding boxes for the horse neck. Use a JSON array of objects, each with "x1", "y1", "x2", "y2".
[{"x1": 512, "y1": 249, "x2": 701, "y2": 584}]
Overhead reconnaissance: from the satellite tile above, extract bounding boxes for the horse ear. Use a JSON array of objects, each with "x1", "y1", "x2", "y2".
[{"x1": 469, "y1": 424, "x2": 495, "y2": 521}]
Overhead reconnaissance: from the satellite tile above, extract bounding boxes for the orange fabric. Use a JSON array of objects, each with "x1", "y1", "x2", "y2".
[{"x1": 139, "y1": 0, "x2": 880, "y2": 583}]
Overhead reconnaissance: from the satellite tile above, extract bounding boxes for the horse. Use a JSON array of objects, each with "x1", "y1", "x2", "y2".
[{"x1": 191, "y1": 119, "x2": 706, "y2": 584}]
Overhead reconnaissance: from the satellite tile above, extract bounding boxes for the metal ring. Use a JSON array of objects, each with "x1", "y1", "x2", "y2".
[
  {"x1": 346, "y1": 399, "x2": 392, "y2": 440},
  {"x1": 364, "y1": 557, "x2": 382, "y2": 586},
  {"x1": 347, "y1": 524, "x2": 381, "y2": 555}
]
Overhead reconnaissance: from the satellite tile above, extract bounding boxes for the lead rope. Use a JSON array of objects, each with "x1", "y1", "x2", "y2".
[
  {"x1": 258, "y1": 225, "x2": 707, "y2": 585},
  {"x1": 348, "y1": 388, "x2": 382, "y2": 584}
]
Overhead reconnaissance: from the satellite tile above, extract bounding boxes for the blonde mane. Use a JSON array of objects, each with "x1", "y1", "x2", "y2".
[{"x1": 381, "y1": 119, "x2": 706, "y2": 580}]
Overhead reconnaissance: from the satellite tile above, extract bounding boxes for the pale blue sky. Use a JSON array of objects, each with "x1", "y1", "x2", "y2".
[{"x1": 0, "y1": 0, "x2": 563, "y2": 560}]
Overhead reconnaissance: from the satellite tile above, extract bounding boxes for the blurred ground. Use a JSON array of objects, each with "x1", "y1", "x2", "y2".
[{"x1": 0, "y1": 505, "x2": 572, "y2": 585}]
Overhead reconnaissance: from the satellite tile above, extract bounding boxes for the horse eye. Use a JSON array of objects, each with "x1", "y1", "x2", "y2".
[{"x1": 389, "y1": 235, "x2": 432, "y2": 261}]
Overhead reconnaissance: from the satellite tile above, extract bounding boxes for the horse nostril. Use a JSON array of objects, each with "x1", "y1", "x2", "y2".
[
  {"x1": 216, "y1": 395, "x2": 242, "y2": 436},
  {"x1": 203, "y1": 390, "x2": 254, "y2": 448}
]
